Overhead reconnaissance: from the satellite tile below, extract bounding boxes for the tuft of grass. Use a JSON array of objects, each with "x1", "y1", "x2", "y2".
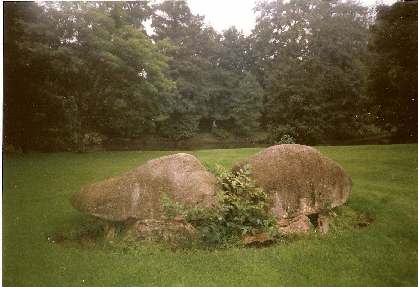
[{"x1": 3, "y1": 145, "x2": 418, "y2": 286}]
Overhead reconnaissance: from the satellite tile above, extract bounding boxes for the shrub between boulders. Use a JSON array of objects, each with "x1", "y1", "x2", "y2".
[{"x1": 159, "y1": 165, "x2": 278, "y2": 246}]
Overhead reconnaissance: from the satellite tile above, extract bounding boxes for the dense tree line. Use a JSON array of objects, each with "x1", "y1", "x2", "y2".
[
  {"x1": 4, "y1": 0, "x2": 417, "y2": 151},
  {"x1": 368, "y1": 1, "x2": 418, "y2": 141}
]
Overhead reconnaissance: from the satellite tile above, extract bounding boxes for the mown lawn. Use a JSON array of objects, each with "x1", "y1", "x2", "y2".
[{"x1": 3, "y1": 144, "x2": 418, "y2": 287}]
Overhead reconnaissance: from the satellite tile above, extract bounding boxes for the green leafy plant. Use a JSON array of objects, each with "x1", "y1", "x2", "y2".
[
  {"x1": 160, "y1": 164, "x2": 278, "y2": 247},
  {"x1": 278, "y1": 134, "x2": 296, "y2": 144},
  {"x1": 268, "y1": 125, "x2": 297, "y2": 144},
  {"x1": 215, "y1": 164, "x2": 276, "y2": 236},
  {"x1": 160, "y1": 193, "x2": 185, "y2": 220}
]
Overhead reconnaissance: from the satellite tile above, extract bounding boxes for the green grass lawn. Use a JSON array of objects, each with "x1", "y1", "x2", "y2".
[{"x1": 3, "y1": 145, "x2": 418, "y2": 287}]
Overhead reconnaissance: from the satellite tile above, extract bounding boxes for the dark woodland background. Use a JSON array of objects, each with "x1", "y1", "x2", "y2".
[{"x1": 4, "y1": 0, "x2": 418, "y2": 151}]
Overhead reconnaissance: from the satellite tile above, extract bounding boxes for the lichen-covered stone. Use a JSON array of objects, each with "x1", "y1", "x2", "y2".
[
  {"x1": 243, "y1": 232, "x2": 274, "y2": 246},
  {"x1": 71, "y1": 153, "x2": 218, "y2": 222},
  {"x1": 277, "y1": 215, "x2": 313, "y2": 235},
  {"x1": 233, "y1": 144, "x2": 352, "y2": 220},
  {"x1": 126, "y1": 219, "x2": 196, "y2": 242}
]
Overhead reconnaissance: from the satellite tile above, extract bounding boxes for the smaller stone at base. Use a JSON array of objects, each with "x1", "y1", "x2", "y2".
[
  {"x1": 318, "y1": 214, "x2": 330, "y2": 234},
  {"x1": 277, "y1": 215, "x2": 313, "y2": 235},
  {"x1": 243, "y1": 232, "x2": 273, "y2": 246},
  {"x1": 126, "y1": 219, "x2": 196, "y2": 242}
]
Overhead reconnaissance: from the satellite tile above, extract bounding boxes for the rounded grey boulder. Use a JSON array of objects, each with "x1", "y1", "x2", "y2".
[
  {"x1": 71, "y1": 153, "x2": 218, "y2": 222},
  {"x1": 233, "y1": 144, "x2": 352, "y2": 220}
]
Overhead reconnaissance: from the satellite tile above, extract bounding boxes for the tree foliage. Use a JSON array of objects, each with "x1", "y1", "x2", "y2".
[
  {"x1": 4, "y1": 0, "x2": 414, "y2": 151},
  {"x1": 253, "y1": 0, "x2": 371, "y2": 143},
  {"x1": 5, "y1": 2, "x2": 174, "y2": 151},
  {"x1": 368, "y1": 1, "x2": 418, "y2": 141}
]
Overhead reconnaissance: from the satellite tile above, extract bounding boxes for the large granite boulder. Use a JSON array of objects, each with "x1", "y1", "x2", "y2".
[
  {"x1": 233, "y1": 144, "x2": 351, "y2": 232},
  {"x1": 71, "y1": 153, "x2": 218, "y2": 222}
]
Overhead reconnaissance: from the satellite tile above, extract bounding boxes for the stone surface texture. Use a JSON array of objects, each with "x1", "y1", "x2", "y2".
[
  {"x1": 71, "y1": 153, "x2": 218, "y2": 222},
  {"x1": 233, "y1": 144, "x2": 351, "y2": 234}
]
